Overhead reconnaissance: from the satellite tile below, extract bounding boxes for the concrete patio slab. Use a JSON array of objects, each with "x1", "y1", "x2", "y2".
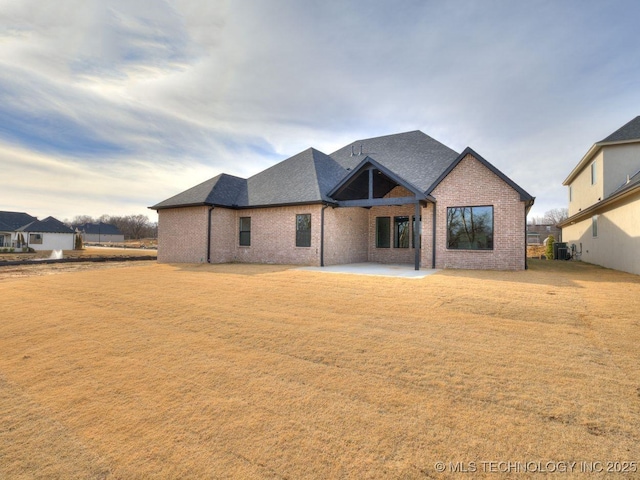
[{"x1": 297, "y1": 263, "x2": 440, "y2": 279}]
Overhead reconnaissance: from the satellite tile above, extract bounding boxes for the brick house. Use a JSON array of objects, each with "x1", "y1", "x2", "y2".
[{"x1": 151, "y1": 131, "x2": 534, "y2": 270}]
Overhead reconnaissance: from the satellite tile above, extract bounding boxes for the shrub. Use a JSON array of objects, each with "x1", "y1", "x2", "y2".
[{"x1": 545, "y1": 235, "x2": 555, "y2": 260}]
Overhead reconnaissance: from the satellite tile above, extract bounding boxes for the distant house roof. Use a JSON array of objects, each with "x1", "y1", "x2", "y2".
[
  {"x1": 76, "y1": 222, "x2": 123, "y2": 235},
  {"x1": 18, "y1": 216, "x2": 74, "y2": 234},
  {"x1": 0, "y1": 211, "x2": 37, "y2": 231},
  {"x1": 151, "y1": 130, "x2": 533, "y2": 210},
  {"x1": 564, "y1": 116, "x2": 640, "y2": 185}
]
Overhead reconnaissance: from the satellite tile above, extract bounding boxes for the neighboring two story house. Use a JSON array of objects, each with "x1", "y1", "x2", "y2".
[
  {"x1": 152, "y1": 130, "x2": 535, "y2": 270},
  {"x1": 560, "y1": 116, "x2": 640, "y2": 275}
]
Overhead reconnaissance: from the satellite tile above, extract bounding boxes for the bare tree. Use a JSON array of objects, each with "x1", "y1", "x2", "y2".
[
  {"x1": 543, "y1": 208, "x2": 569, "y2": 225},
  {"x1": 70, "y1": 215, "x2": 95, "y2": 227}
]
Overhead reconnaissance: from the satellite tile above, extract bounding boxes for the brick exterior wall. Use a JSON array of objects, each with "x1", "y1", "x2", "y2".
[
  {"x1": 323, "y1": 206, "x2": 369, "y2": 265},
  {"x1": 157, "y1": 156, "x2": 526, "y2": 270},
  {"x1": 209, "y1": 207, "x2": 235, "y2": 263},
  {"x1": 217, "y1": 205, "x2": 323, "y2": 265},
  {"x1": 431, "y1": 154, "x2": 526, "y2": 270},
  {"x1": 157, "y1": 206, "x2": 209, "y2": 263}
]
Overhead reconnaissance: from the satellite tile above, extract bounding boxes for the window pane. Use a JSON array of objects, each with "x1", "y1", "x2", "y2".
[
  {"x1": 592, "y1": 215, "x2": 598, "y2": 237},
  {"x1": 296, "y1": 214, "x2": 311, "y2": 247},
  {"x1": 394, "y1": 216, "x2": 409, "y2": 248},
  {"x1": 376, "y1": 217, "x2": 390, "y2": 248},
  {"x1": 239, "y1": 217, "x2": 251, "y2": 246},
  {"x1": 412, "y1": 215, "x2": 421, "y2": 249},
  {"x1": 446, "y1": 206, "x2": 493, "y2": 250}
]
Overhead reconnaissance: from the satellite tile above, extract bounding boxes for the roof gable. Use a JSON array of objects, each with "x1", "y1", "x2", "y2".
[
  {"x1": 328, "y1": 156, "x2": 426, "y2": 201},
  {"x1": 564, "y1": 116, "x2": 640, "y2": 185},
  {"x1": 427, "y1": 147, "x2": 534, "y2": 203}
]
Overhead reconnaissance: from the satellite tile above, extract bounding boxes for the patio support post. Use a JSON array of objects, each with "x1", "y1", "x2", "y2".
[{"x1": 414, "y1": 201, "x2": 421, "y2": 270}]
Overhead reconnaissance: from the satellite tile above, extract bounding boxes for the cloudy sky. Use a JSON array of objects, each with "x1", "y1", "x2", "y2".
[{"x1": 1, "y1": 0, "x2": 639, "y2": 222}]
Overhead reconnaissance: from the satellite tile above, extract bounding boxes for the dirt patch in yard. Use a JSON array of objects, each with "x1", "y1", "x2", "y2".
[{"x1": 0, "y1": 259, "x2": 639, "y2": 478}]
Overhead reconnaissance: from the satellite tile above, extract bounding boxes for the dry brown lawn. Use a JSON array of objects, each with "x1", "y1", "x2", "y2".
[{"x1": 0, "y1": 260, "x2": 639, "y2": 479}]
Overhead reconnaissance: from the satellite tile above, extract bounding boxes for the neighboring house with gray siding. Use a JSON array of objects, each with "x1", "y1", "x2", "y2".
[
  {"x1": 76, "y1": 222, "x2": 125, "y2": 243},
  {"x1": 151, "y1": 131, "x2": 535, "y2": 270},
  {"x1": 560, "y1": 116, "x2": 640, "y2": 275}
]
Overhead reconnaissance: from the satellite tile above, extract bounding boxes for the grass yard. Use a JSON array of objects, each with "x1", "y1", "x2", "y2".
[{"x1": 1, "y1": 260, "x2": 639, "y2": 478}]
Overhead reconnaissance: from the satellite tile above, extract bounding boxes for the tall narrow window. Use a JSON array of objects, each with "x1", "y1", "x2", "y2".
[
  {"x1": 569, "y1": 185, "x2": 572, "y2": 202},
  {"x1": 296, "y1": 214, "x2": 311, "y2": 247},
  {"x1": 446, "y1": 206, "x2": 494, "y2": 250},
  {"x1": 591, "y1": 162, "x2": 597, "y2": 185},
  {"x1": 412, "y1": 215, "x2": 422, "y2": 248},
  {"x1": 376, "y1": 217, "x2": 390, "y2": 248},
  {"x1": 592, "y1": 215, "x2": 598, "y2": 237},
  {"x1": 394, "y1": 216, "x2": 410, "y2": 248},
  {"x1": 239, "y1": 217, "x2": 251, "y2": 246}
]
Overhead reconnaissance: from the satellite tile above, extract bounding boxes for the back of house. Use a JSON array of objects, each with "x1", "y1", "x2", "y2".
[{"x1": 151, "y1": 130, "x2": 534, "y2": 270}]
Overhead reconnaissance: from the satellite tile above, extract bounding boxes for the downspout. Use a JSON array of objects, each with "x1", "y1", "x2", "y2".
[
  {"x1": 431, "y1": 202, "x2": 437, "y2": 269},
  {"x1": 320, "y1": 204, "x2": 329, "y2": 267},
  {"x1": 206, "y1": 206, "x2": 214, "y2": 263},
  {"x1": 414, "y1": 201, "x2": 421, "y2": 271},
  {"x1": 524, "y1": 204, "x2": 528, "y2": 270}
]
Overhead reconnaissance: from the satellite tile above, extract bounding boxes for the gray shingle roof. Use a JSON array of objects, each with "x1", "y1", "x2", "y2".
[
  {"x1": 245, "y1": 148, "x2": 346, "y2": 206},
  {"x1": 76, "y1": 222, "x2": 123, "y2": 235},
  {"x1": 0, "y1": 211, "x2": 37, "y2": 231},
  {"x1": 151, "y1": 130, "x2": 531, "y2": 210},
  {"x1": 18, "y1": 216, "x2": 74, "y2": 233},
  {"x1": 151, "y1": 173, "x2": 246, "y2": 209},
  {"x1": 600, "y1": 116, "x2": 640, "y2": 143},
  {"x1": 329, "y1": 130, "x2": 459, "y2": 192}
]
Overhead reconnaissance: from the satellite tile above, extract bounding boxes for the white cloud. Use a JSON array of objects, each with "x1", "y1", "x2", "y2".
[{"x1": 2, "y1": 0, "x2": 640, "y2": 220}]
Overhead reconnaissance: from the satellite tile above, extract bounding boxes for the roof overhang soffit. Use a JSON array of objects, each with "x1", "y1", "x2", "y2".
[{"x1": 328, "y1": 156, "x2": 427, "y2": 203}]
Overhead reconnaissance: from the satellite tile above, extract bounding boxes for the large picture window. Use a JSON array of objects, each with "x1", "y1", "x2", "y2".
[
  {"x1": 296, "y1": 214, "x2": 311, "y2": 247},
  {"x1": 239, "y1": 217, "x2": 251, "y2": 246},
  {"x1": 447, "y1": 206, "x2": 493, "y2": 250},
  {"x1": 394, "y1": 216, "x2": 410, "y2": 248},
  {"x1": 376, "y1": 217, "x2": 390, "y2": 248}
]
